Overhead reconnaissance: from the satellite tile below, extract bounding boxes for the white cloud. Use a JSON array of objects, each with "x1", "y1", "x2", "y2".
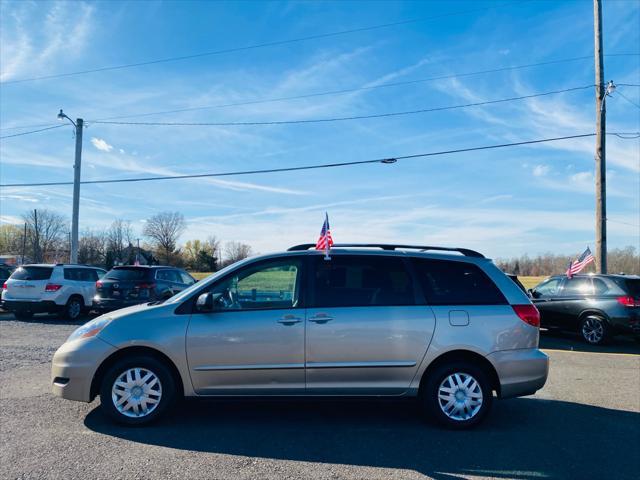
[
  {"x1": 90, "y1": 137, "x2": 113, "y2": 152},
  {"x1": 532, "y1": 164, "x2": 550, "y2": 177}
]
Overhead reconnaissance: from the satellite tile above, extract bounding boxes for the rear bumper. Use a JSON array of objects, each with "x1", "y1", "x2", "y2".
[
  {"x1": 92, "y1": 297, "x2": 146, "y2": 312},
  {"x1": 609, "y1": 313, "x2": 640, "y2": 335},
  {"x1": 51, "y1": 336, "x2": 117, "y2": 402},
  {"x1": 1, "y1": 299, "x2": 59, "y2": 314},
  {"x1": 487, "y1": 348, "x2": 549, "y2": 399}
]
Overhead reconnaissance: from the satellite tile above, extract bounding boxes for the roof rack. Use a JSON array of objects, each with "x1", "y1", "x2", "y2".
[{"x1": 287, "y1": 243, "x2": 484, "y2": 258}]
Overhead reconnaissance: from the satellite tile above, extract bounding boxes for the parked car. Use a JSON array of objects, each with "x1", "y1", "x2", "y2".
[
  {"x1": 52, "y1": 243, "x2": 548, "y2": 428},
  {"x1": 2, "y1": 264, "x2": 106, "y2": 320},
  {"x1": 92, "y1": 266, "x2": 196, "y2": 313},
  {"x1": 530, "y1": 274, "x2": 640, "y2": 345}
]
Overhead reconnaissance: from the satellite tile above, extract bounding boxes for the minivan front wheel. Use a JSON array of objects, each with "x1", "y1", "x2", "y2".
[
  {"x1": 421, "y1": 362, "x2": 492, "y2": 429},
  {"x1": 62, "y1": 297, "x2": 83, "y2": 320},
  {"x1": 99, "y1": 356, "x2": 175, "y2": 426}
]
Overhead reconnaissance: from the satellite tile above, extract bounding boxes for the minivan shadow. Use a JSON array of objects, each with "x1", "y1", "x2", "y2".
[{"x1": 84, "y1": 397, "x2": 639, "y2": 479}]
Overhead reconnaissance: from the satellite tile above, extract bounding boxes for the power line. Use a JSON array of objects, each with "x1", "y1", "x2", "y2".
[
  {"x1": 0, "y1": 125, "x2": 65, "y2": 140},
  {"x1": 90, "y1": 86, "x2": 594, "y2": 127},
  {"x1": 0, "y1": 2, "x2": 517, "y2": 86},
  {"x1": 2, "y1": 53, "x2": 638, "y2": 132},
  {"x1": 615, "y1": 90, "x2": 640, "y2": 110},
  {"x1": 0, "y1": 133, "x2": 610, "y2": 188}
]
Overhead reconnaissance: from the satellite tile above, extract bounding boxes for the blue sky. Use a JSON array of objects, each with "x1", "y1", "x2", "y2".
[{"x1": 1, "y1": 0, "x2": 638, "y2": 259}]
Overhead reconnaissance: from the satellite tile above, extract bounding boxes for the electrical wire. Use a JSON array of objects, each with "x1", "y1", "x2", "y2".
[
  {"x1": 0, "y1": 1, "x2": 518, "y2": 86},
  {"x1": 0, "y1": 125, "x2": 65, "y2": 140},
  {"x1": 90, "y1": 86, "x2": 594, "y2": 127},
  {"x1": 615, "y1": 90, "x2": 640, "y2": 110},
  {"x1": 0, "y1": 133, "x2": 603, "y2": 188}
]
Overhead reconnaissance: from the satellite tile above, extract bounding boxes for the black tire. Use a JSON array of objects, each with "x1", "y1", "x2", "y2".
[
  {"x1": 99, "y1": 355, "x2": 176, "y2": 426},
  {"x1": 420, "y1": 362, "x2": 493, "y2": 429},
  {"x1": 14, "y1": 311, "x2": 34, "y2": 320},
  {"x1": 61, "y1": 296, "x2": 84, "y2": 320},
  {"x1": 579, "y1": 315, "x2": 609, "y2": 345}
]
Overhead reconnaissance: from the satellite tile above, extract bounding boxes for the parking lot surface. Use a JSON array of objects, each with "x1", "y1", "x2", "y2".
[{"x1": 1, "y1": 313, "x2": 638, "y2": 480}]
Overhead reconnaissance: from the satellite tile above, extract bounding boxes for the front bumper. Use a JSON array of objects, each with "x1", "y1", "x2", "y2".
[
  {"x1": 487, "y1": 348, "x2": 549, "y2": 399},
  {"x1": 1, "y1": 299, "x2": 59, "y2": 314},
  {"x1": 51, "y1": 336, "x2": 117, "y2": 402}
]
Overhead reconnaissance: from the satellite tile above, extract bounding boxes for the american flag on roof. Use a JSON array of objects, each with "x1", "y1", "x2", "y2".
[
  {"x1": 315, "y1": 213, "x2": 334, "y2": 252},
  {"x1": 566, "y1": 247, "x2": 595, "y2": 278}
]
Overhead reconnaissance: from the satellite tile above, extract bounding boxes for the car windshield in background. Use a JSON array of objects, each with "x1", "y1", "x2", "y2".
[
  {"x1": 11, "y1": 266, "x2": 53, "y2": 281},
  {"x1": 105, "y1": 268, "x2": 148, "y2": 281}
]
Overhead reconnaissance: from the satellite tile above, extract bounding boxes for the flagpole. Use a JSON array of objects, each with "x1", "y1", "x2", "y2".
[{"x1": 324, "y1": 212, "x2": 331, "y2": 260}]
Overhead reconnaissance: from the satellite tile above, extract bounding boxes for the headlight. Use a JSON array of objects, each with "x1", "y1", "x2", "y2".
[{"x1": 67, "y1": 316, "x2": 113, "y2": 342}]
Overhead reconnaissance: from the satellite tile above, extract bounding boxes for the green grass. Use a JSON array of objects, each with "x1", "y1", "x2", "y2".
[{"x1": 519, "y1": 276, "x2": 547, "y2": 290}]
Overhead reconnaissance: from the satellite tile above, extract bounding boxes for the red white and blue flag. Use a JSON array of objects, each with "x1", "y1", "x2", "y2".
[
  {"x1": 315, "y1": 213, "x2": 333, "y2": 254},
  {"x1": 566, "y1": 247, "x2": 595, "y2": 278}
]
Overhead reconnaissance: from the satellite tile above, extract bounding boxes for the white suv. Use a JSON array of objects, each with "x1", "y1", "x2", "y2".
[{"x1": 2, "y1": 264, "x2": 106, "y2": 320}]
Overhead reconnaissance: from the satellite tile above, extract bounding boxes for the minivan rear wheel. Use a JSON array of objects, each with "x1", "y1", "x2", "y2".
[
  {"x1": 421, "y1": 362, "x2": 492, "y2": 429},
  {"x1": 99, "y1": 355, "x2": 176, "y2": 426}
]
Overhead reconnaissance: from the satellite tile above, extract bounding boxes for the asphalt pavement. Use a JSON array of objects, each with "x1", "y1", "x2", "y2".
[{"x1": 0, "y1": 312, "x2": 638, "y2": 480}]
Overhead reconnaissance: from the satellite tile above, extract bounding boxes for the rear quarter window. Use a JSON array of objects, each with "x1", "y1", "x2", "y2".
[
  {"x1": 10, "y1": 266, "x2": 53, "y2": 281},
  {"x1": 411, "y1": 258, "x2": 507, "y2": 305}
]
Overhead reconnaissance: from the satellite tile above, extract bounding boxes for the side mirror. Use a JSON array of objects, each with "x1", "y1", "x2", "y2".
[{"x1": 196, "y1": 292, "x2": 221, "y2": 312}]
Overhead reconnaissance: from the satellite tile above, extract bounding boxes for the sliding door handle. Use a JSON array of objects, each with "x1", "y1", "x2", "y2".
[
  {"x1": 278, "y1": 315, "x2": 302, "y2": 326},
  {"x1": 309, "y1": 313, "x2": 334, "y2": 324}
]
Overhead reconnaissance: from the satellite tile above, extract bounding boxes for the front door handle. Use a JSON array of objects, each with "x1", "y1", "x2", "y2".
[
  {"x1": 278, "y1": 314, "x2": 302, "y2": 326},
  {"x1": 309, "y1": 313, "x2": 334, "y2": 324}
]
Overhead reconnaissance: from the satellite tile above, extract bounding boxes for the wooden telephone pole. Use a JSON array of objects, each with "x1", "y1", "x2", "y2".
[{"x1": 594, "y1": 0, "x2": 607, "y2": 273}]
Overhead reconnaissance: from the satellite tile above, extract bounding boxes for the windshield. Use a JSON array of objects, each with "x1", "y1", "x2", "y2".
[
  {"x1": 166, "y1": 256, "x2": 257, "y2": 304},
  {"x1": 105, "y1": 268, "x2": 149, "y2": 281},
  {"x1": 10, "y1": 266, "x2": 53, "y2": 281}
]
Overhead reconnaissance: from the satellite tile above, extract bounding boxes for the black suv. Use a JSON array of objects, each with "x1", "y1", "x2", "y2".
[
  {"x1": 530, "y1": 274, "x2": 640, "y2": 344},
  {"x1": 93, "y1": 266, "x2": 196, "y2": 313}
]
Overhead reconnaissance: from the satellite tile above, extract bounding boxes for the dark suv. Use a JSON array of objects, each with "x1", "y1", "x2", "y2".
[
  {"x1": 530, "y1": 274, "x2": 640, "y2": 344},
  {"x1": 93, "y1": 266, "x2": 196, "y2": 313}
]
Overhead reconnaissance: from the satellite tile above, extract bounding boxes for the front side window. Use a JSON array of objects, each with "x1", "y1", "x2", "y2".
[
  {"x1": 412, "y1": 258, "x2": 506, "y2": 305},
  {"x1": 209, "y1": 258, "x2": 302, "y2": 311},
  {"x1": 311, "y1": 255, "x2": 415, "y2": 308}
]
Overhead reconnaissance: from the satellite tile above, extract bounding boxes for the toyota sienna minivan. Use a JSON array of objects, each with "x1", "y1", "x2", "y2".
[{"x1": 52, "y1": 244, "x2": 548, "y2": 428}]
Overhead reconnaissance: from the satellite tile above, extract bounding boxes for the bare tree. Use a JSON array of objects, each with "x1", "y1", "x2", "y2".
[
  {"x1": 222, "y1": 241, "x2": 252, "y2": 267},
  {"x1": 143, "y1": 212, "x2": 186, "y2": 264},
  {"x1": 78, "y1": 229, "x2": 107, "y2": 266},
  {"x1": 22, "y1": 209, "x2": 68, "y2": 263},
  {"x1": 106, "y1": 219, "x2": 133, "y2": 265},
  {"x1": 0, "y1": 224, "x2": 24, "y2": 255}
]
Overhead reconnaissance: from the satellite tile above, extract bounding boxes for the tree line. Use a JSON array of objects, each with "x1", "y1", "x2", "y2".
[
  {"x1": 0, "y1": 209, "x2": 253, "y2": 272},
  {"x1": 495, "y1": 246, "x2": 639, "y2": 276},
  {"x1": 1, "y1": 208, "x2": 637, "y2": 275}
]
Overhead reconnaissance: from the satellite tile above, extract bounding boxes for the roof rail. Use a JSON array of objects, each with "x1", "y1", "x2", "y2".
[{"x1": 286, "y1": 243, "x2": 484, "y2": 258}]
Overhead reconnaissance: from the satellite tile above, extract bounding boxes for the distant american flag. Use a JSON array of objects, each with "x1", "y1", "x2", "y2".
[
  {"x1": 566, "y1": 247, "x2": 595, "y2": 278},
  {"x1": 315, "y1": 213, "x2": 334, "y2": 251}
]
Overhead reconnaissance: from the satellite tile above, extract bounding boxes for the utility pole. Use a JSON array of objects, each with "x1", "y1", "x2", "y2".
[
  {"x1": 21, "y1": 223, "x2": 27, "y2": 265},
  {"x1": 57, "y1": 110, "x2": 83, "y2": 264},
  {"x1": 33, "y1": 209, "x2": 39, "y2": 263},
  {"x1": 594, "y1": 0, "x2": 607, "y2": 274},
  {"x1": 71, "y1": 118, "x2": 84, "y2": 264}
]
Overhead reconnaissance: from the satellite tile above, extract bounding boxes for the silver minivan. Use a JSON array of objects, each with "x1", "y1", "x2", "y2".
[{"x1": 52, "y1": 244, "x2": 548, "y2": 428}]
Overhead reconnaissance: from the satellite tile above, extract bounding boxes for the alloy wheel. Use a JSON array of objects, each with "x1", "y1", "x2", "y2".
[
  {"x1": 437, "y1": 372, "x2": 483, "y2": 421},
  {"x1": 111, "y1": 367, "x2": 162, "y2": 418},
  {"x1": 582, "y1": 317, "x2": 605, "y2": 344},
  {"x1": 67, "y1": 300, "x2": 82, "y2": 319}
]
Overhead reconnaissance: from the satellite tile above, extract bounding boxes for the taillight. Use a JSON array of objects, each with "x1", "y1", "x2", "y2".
[
  {"x1": 512, "y1": 304, "x2": 540, "y2": 327},
  {"x1": 137, "y1": 283, "x2": 156, "y2": 290},
  {"x1": 96, "y1": 281, "x2": 103, "y2": 288},
  {"x1": 617, "y1": 296, "x2": 640, "y2": 307},
  {"x1": 2, "y1": 282, "x2": 6, "y2": 290},
  {"x1": 45, "y1": 284, "x2": 62, "y2": 292}
]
